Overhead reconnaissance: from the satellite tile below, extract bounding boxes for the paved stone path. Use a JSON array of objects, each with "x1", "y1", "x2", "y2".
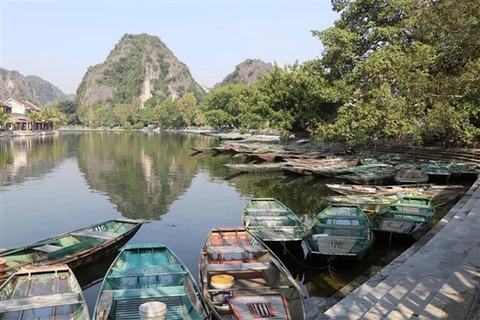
[{"x1": 317, "y1": 179, "x2": 480, "y2": 319}]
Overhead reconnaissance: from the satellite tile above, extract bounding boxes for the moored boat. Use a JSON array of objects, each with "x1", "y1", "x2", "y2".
[
  {"x1": 421, "y1": 163, "x2": 450, "y2": 183},
  {"x1": 324, "y1": 195, "x2": 399, "y2": 213},
  {"x1": 0, "y1": 264, "x2": 90, "y2": 319},
  {"x1": 325, "y1": 183, "x2": 466, "y2": 196},
  {"x1": 198, "y1": 227, "x2": 305, "y2": 320},
  {"x1": 94, "y1": 243, "x2": 209, "y2": 320},
  {"x1": 395, "y1": 167, "x2": 429, "y2": 184},
  {"x1": 304, "y1": 205, "x2": 374, "y2": 260},
  {"x1": 224, "y1": 163, "x2": 286, "y2": 173},
  {"x1": 0, "y1": 218, "x2": 143, "y2": 284},
  {"x1": 372, "y1": 196, "x2": 436, "y2": 240},
  {"x1": 242, "y1": 198, "x2": 306, "y2": 248}
]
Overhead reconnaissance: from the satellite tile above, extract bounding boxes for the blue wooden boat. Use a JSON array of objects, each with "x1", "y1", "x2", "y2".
[
  {"x1": 94, "y1": 243, "x2": 209, "y2": 320},
  {"x1": 372, "y1": 196, "x2": 436, "y2": 240},
  {"x1": 0, "y1": 219, "x2": 143, "y2": 284},
  {"x1": 0, "y1": 264, "x2": 90, "y2": 319},
  {"x1": 304, "y1": 205, "x2": 374, "y2": 260}
]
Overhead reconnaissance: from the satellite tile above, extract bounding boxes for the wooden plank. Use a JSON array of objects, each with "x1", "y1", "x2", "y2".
[
  {"x1": 245, "y1": 215, "x2": 291, "y2": 220},
  {"x1": 0, "y1": 293, "x2": 80, "y2": 312},
  {"x1": 112, "y1": 286, "x2": 186, "y2": 299},
  {"x1": 314, "y1": 224, "x2": 366, "y2": 229},
  {"x1": 95, "y1": 291, "x2": 114, "y2": 320},
  {"x1": 387, "y1": 210, "x2": 432, "y2": 217},
  {"x1": 33, "y1": 244, "x2": 63, "y2": 253},
  {"x1": 206, "y1": 262, "x2": 270, "y2": 272},
  {"x1": 71, "y1": 230, "x2": 119, "y2": 240},
  {"x1": 206, "y1": 245, "x2": 268, "y2": 254},
  {"x1": 109, "y1": 265, "x2": 186, "y2": 278}
]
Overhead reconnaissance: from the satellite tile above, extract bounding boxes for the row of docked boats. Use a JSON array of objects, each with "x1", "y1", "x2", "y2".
[
  {"x1": 0, "y1": 218, "x2": 306, "y2": 319},
  {"x1": 0, "y1": 184, "x2": 465, "y2": 319},
  {"x1": 204, "y1": 141, "x2": 478, "y2": 184}
]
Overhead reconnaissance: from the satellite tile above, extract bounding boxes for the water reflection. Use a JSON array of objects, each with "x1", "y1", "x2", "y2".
[
  {"x1": 75, "y1": 132, "x2": 213, "y2": 220},
  {"x1": 0, "y1": 135, "x2": 69, "y2": 188}
]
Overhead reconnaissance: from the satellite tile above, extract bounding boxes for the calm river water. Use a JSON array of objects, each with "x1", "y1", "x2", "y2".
[{"x1": 0, "y1": 132, "x2": 462, "y2": 318}]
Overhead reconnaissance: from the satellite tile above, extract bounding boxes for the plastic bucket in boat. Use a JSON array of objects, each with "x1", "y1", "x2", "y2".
[
  {"x1": 211, "y1": 274, "x2": 234, "y2": 310},
  {"x1": 139, "y1": 301, "x2": 167, "y2": 320}
]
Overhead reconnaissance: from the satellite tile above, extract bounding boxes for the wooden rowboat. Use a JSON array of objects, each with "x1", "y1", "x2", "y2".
[
  {"x1": 242, "y1": 198, "x2": 306, "y2": 248},
  {"x1": 325, "y1": 183, "x2": 466, "y2": 196},
  {"x1": 198, "y1": 227, "x2": 305, "y2": 320},
  {"x1": 94, "y1": 243, "x2": 209, "y2": 320},
  {"x1": 372, "y1": 196, "x2": 436, "y2": 240},
  {"x1": 0, "y1": 264, "x2": 90, "y2": 319},
  {"x1": 0, "y1": 218, "x2": 143, "y2": 284},
  {"x1": 304, "y1": 205, "x2": 374, "y2": 260}
]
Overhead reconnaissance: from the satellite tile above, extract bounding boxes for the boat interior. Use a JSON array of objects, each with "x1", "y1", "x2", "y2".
[
  {"x1": 201, "y1": 229, "x2": 304, "y2": 319},
  {"x1": 96, "y1": 246, "x2": 205, "y2": 320},
  {"x1": 1, "y1": 221, "x2": 137, "y2": 269},
  {"x1": 0, "y1": 268, "x2": 88, "y2": 319}
]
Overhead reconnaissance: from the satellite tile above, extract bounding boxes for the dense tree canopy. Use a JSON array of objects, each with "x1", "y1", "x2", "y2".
[{"x1": 71, "y1": 0, "x2": 479, "y2": 147}]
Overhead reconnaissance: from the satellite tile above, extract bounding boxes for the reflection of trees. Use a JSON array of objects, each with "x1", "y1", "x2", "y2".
[
  {"x1": 76, "y1": 132, "x2": 203, "y2": 220},
  {"x1": 0, "y1": 136, "x2": 69, "y2": 187},
  {"x1": 195, "y1": 152, "x2": 338, "y2": 220}
]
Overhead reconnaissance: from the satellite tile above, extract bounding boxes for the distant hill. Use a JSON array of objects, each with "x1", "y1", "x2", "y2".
[
  {"x1": 0, "y1": 68, "x2": 70, "y2": 106},
  {"x1": 76, "y1": 33, "x2": 204, "y2": 107},
  {"x1": 216, "y1": 59, "x2": 274, "y2": 87}
]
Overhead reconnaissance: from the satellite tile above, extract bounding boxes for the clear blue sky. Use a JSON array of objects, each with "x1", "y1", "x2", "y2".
[{"x1": 1, "y1": 1, "x2": 338, "y2": 94}]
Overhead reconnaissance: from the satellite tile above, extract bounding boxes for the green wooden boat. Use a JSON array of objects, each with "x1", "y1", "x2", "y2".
[
  {"x1": 198, "y1": 227, "x2": 306, "y2": 320},
  {"x1": 242, "y1": 198, "x2": 306, "y2": 246},
  {"x1": 0, "y1": 219, "x2": 143, "y2": 284},
  {"x1": 0, "y1": 264, "x2": 90, "y2": 319},
  {"x1": 421, "y1": 163, "x2": 450, "y2": 183},
  {"x1": 94, "y1": 243, "x2": 209, "y2": 320},
  {"x1": 372, "y1": 196, "x2": 435, "y2": 240},
  {"x1": 304, "y1": 205, "x2": 374, "y2": 260},
  {"x1": 395, "y1": 167, "x2": 429, "y2": 184}
]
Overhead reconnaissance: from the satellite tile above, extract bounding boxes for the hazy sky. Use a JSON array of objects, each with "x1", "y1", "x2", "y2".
[{"x1": 1, "y1": 1, "x2": 338, "y2": 94}]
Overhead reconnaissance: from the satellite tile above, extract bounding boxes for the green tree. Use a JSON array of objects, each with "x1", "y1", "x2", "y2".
[
  {"x1": 177, "y1": 93, "x2": 198, "y2": 127},
  {"x1": 0, "y1": 108, "x2": 16, "y2": 131},
  {"x1": 312, "y1": 0, "x2": 480, "y2": 146}
]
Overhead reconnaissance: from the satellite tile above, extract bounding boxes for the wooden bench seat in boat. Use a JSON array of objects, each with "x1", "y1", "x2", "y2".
[
  {"x1": 112, "y1": 286, "x2": 186, "y2": 299},
  {"x1": 246, "y1": 215, "x2": 291, "y2": 220},
  {"x1": 387, "y1": 210, "x2": 431, "y2": 217},
  {"x1": 206, "y1": 262, "x2": 271, "y2": 272},
  {"x1": 392, "y1": 203, "x2": 432, "y2": 209},
  {"x1": 246, "y1": 208, "x2": 289, "y2": 213},
  {"x1": 320, "y1": 215, "x2": 369, "y2": 220},
  {"x1": 72, "y1": 230, "x2": 119, "y2": 240},
  {"x1": 34, "y1": 244, "x2": 63, "y2": 253},
  {"x1": 315, "y1": 224, "x2": 366, "y2": 229},
  {"x1": 0, "y1": 293, "x2": 81, "y2": 312},
  {"x1": 206, "y1": 245, "x2": 268, "y2": 254},
  {"x1": 109, "y1": 265, "x2": 186, "y2": 278}
]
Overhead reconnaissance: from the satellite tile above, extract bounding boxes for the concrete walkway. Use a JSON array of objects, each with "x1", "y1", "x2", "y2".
[{"x1": 318, "y1": 179, "x2": 480, "y2": 319}]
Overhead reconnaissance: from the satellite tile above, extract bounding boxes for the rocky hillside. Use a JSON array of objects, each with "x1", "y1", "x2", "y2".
[
  {"x1": 216, "y1": 59, "x2": 273, "y2": 87},
  {"x1": 0, "y1": 68, "x2": 70, "y2": 106},
  {"x1": 76, "y1": 33, "x2": 204, "y2": 107}
]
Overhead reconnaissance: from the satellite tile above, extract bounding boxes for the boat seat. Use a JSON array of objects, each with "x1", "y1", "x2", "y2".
[
  {"x1": 246, "y1": 208, "x2": 289, "y2": 213},
  {"x1": 392, "y1": 203, "x2": 432, "y2": 209},
  {"x1": 319, "y1": 215, "x2": 367, "y2": 220},
  {"x1": 109, "y1": 265, "x2": 186, "y2": 278},
  {"x1": 34, "y1": 244, "x2": 63, "y2": 253},
  {"x1": 206, "y1": 262, "x2": 271, "y2": 272},
  {"x1": 206, "y1": 245, "x2": 268, "y2": 254},
  {"x1": 0, "y1": 293, "x2": 81, "y2": 312},
  {"x1": 388, "y1": 210, "x2": 431, "y2": 217},
  {"x1": 315, "y1": 224, "x2": 366, "y2": 229},
  {"x1": 112, "y1": 286, "x2": 186, "y2": 299},
  {"x1": 246, "y1": 215, "x2": 291, "y2": 220},
  {"x1": 71, "y1": 230, "x2": 119, "y2": 240}
]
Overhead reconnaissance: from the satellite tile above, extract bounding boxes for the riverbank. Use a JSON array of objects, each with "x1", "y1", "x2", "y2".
[
  {"x1": 0, "y1": 130, "x2": 58, "y2": 138},
  {"x1": 317, "y1": 177, "x2": 480, "y2": 319}
]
